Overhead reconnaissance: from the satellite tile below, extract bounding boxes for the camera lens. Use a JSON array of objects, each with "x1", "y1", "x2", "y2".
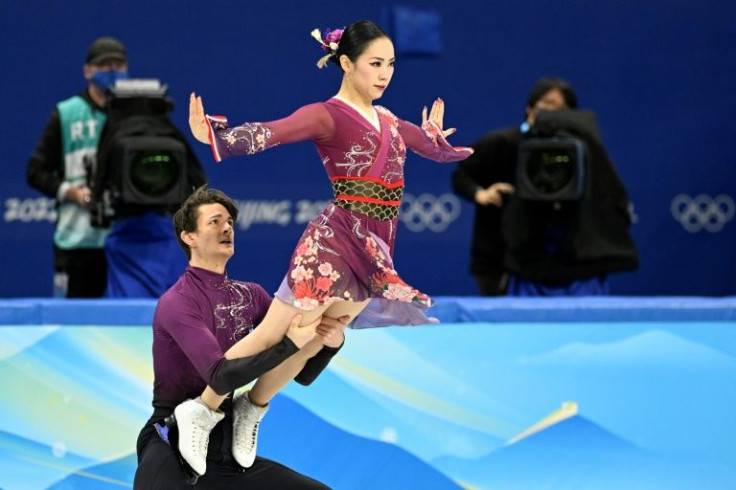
[
  {"x1": 129, "y1": 151, "x2": 180, "y2": 197},
  {"x1": 526, "y1": 148, "x2": 575, "y2": 194}
]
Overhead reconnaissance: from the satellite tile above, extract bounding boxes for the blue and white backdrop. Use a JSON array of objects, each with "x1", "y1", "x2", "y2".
[
  {"x1": 2, "y1": 1, "x2": 735, "y2": 297},
  {"x1": 1, "y1": 297, "x2": 735, "y2": 489}
]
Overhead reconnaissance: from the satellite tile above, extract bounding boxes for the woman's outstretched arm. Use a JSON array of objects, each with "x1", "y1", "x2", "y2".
[
  {"x1": 189, "y1": 92, "x2": 335, "y2": 162},
  {"x1": 396, "y1": 98, "x2": 474, "y2": 163}
]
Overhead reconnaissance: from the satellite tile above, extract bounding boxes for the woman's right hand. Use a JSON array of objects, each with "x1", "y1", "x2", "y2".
[{"x1": 189, "y1": 92, "x2": 210, "y2": 144}]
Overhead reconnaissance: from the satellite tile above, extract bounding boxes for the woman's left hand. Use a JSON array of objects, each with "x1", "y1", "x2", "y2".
[{"x1": 422, "y1": 98, "x2": 457, "y2": 139}]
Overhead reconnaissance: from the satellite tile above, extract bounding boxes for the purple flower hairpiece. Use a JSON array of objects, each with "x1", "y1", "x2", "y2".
[
  {"x1": 322, "y1": 28, "x2": 344, "y2": 51},
  {"x1": 310, "y1": 27, "x2": 345, "y2": 68}
]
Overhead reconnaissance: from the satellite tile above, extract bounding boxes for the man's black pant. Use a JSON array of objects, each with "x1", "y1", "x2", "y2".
[
  {"x1": 54, "y1": 247, "x2": 107, "y2": 298},
  {"x1": 134, "y1": 413, "x2": 329, "y2": 490}
]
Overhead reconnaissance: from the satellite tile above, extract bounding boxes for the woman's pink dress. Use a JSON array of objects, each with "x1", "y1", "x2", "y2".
[{"x1": 206, "y1": 97, "x2": 472, "y2": 327}]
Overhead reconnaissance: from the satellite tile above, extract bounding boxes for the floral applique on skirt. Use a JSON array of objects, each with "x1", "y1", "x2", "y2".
[{"x1": 274, "y1": 204, "x2": 436, "y2": 328}]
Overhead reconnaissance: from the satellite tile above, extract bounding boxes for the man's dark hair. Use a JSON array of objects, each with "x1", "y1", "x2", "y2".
[
  {"x1": 173, "y1": 185, "x2": 239, "y2": 260},
  {"x1": 526, "y1": 77, "x2": 579, "y2": 111}
]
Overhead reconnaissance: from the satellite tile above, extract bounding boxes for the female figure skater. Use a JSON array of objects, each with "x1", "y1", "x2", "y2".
[{"x1": 175, "y1": 19, "x2": 473, "y2": 476}]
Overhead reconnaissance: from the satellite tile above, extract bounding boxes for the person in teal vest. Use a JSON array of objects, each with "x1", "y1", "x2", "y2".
[{"x1": 26, "y1": 37, "x2": 129, "y2": 297}]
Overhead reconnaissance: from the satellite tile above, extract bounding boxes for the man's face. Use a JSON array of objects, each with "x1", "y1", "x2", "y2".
[
  {"x1": 83, "y1": 59, "x2": 128, "y2": 81},
  {"x1": 526, "y1": 88, "x2": 568, "y2": 124},
  {"x1": 186, "y1": 203, "x2": 235, "y2": 263}
]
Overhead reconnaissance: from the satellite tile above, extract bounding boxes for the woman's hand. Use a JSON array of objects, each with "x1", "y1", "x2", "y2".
[
  {"x1": 422, "y1": 98, "x2": 457, "y2": 139},
  {"x1": 189, "y1": 92, "x2": 210, "y2": 144}
]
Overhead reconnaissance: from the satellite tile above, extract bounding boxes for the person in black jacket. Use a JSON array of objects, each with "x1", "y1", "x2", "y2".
[
  {"x1": 452, "y1": 77, "x2": 638, "y2": 296},
  {"x1": 26, "y1": 37, "x2": 129, "y2": 297}
]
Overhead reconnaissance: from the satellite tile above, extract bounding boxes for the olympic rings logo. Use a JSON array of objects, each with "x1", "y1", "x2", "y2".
[
  {"x1": 670, "y1": 194, "x2": 734, "y2": 233},
  {"x1": 400, "y1": 193, "x2": 461, "y2": 232}
]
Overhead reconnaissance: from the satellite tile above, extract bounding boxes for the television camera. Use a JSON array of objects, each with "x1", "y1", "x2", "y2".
[
  {"x1": 516, "y1": 109, "x2": 602, "y2": 202},
  {"x1": 90, "y1": 79, "x2": 195, "y2": 227}
]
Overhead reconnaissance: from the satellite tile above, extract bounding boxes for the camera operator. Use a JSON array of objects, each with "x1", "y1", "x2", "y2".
[
  {"x1": 26, "y1": 37, "x2": 129, "y2": 297},
  {"x1": 452, "y1": 77, "x2": 638, "y2": 296}
]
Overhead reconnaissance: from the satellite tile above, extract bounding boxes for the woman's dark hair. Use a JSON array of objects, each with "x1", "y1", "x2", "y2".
[
  {"x1": 525, "y1": 77, "x2": 579, "y2": 110},
  {"x1": 331, "y1": 20, "x2": 390, "y2": 69},
  {"x1": 173, "y1": 185, "x2": 239, "y2": 260}
]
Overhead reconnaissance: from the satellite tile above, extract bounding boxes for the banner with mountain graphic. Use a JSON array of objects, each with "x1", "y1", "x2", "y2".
[{"x1": 1, "y1": 299, "x2": 735, "y2": 488}]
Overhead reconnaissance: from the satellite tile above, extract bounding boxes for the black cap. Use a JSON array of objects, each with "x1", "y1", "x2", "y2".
[{"x1": 86, "y1": 37, "x2": 127, "y2": 65}]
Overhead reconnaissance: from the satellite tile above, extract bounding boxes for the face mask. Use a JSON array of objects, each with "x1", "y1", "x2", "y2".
[{"x1": 90, "y1": 69, "x2": 129, "y2": 92}]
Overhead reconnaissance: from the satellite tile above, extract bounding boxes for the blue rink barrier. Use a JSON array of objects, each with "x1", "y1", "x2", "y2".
[
  {"x1": 5, "y1": 296, "x2": 736, "y2": 325},
  {"x1": 1, "y1": 297, "x2": 735, "y2": 489}
]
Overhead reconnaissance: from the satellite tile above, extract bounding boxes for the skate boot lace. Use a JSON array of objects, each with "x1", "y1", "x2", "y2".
[
  {"x1": 189, "y1": 412, "x2": 214, "y2": 458},
  {"x1": 234, "y1": 416, "x2": 260, "y2": 453}
]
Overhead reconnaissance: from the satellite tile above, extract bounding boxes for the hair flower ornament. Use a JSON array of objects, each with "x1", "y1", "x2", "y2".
[{"x1": 311, "y1": 27, "x2": 344, "y2": 69}]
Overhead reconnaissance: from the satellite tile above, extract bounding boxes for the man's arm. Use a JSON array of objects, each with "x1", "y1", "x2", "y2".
[
  {"x1": 451, "y1": 131, "x2": 502, "y2": 201},
  {"x1": 294, "y1": 315, "x2": 348, "y2": 386},
  {"x1": 156, "y1": 291, "x2": 303, "y2": 396},
  {"x1": 27, "y1": 110, "x2": 65, "y2": 199},
  {"x1": 207, "y1": 337, "x2": 300, "y2": 395},
  {"x1": 294, "y1": 344, "x2": 342, "y2": 386},
  {"x1": 27, "y1": 109, "x2": 92, "y2": 206},
  {"x1": 452, "y1": 130, "x2": 516, "y2": 206}
]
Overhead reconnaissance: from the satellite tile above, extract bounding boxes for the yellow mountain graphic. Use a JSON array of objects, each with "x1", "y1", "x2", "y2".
[{"x1": 506, "y1": 401, "x2": 578, "y2": 445}]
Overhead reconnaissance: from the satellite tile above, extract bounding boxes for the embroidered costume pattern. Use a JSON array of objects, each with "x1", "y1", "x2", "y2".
[
  {"x1": 205, "y1": 98, "x2": 472, "y2": 328},
  {"x1": 214, "y1": 281, "x2": 258, "y2": 341},
  {"x1": 221, "y1": 123, "x2": 275, "y2": 155}
]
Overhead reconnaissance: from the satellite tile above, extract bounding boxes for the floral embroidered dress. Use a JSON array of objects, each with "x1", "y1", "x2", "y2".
[{"x1": 205, "y1": 97, "x2": 472, "y2": 328}]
